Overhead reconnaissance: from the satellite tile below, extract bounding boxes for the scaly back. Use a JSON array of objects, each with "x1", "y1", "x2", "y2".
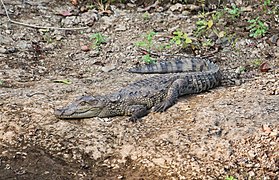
[{"x1": 128, "y1": 57, "x2": 216, "y2": 74}]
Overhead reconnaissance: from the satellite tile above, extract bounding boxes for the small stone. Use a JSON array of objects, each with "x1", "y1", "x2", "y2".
[
  {"x1": 182, "y1": 10, "x2": 190, "y2": 16},
  {"x1": 262, "y1": 124, "x2": 271, "y2": 133},
  {"x1": 270, "y1": 131, "x2": 278, "y2": 137},
  {"x1": 17, "y1": 40, "x2": 31, "y2": 50},
  {"x1": 185, "y1": 4, "x2": 201, "y2": 11},
  {"x1": 0, "y1": 34, "x2": 13, "y2": 44},
  {"x1": 170, "y1": 3, "x2": 183, "y2": 12},
  {"x1": 100, "y1": 16, "x2": 115, "y2": 25},
  {"x1": 55, "y1": 35, "x2": 63, "y2": 41},
  {"x1": 248, "y1": 171, "x2": 255, "y2": 177},
  {"x1": 81, "y1": 45, "x2": 90, "y2": 52},
  {"x1": 115, "y1": 25, "x2": 126, "y2": 31},
  {"x1": 0, "y1": 47, "x2": 7, "y2": 53},
  {"x1": 101, "y1": 64, "x2": 116, "y2": 73},
  {"x1": 241, "y1": 6, "x2": 253, "y2": 12}
]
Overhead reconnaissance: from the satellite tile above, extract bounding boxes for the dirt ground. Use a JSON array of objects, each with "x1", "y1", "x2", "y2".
[{"x1": 0, "y1": 0, "x2": 278, "y2": 179}]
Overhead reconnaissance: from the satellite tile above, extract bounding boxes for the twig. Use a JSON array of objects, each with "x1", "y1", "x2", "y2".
[
  {"x1": 137, "y1": 0, "x2": 160, "y2": 12},
  {"x1": 0, "y1": 0, "x2": 88, "y2": 30}
]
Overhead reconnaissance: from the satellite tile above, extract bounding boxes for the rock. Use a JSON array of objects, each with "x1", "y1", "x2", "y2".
[
  {"x1": 185, "y1": 4, "x2": 201, "y2": 11},
  {"x1": 80, "y1": 9, "x2": 99, "y2": 26},
  {"x1": 16, "y1": 40, "x2": 31, "y2": 50},
  {"x1": 182, "y1": 10, "x2": 191, "y2": 16},
  {"x1": 101, "y1": 64, "x2": 116, "y2": 73},
  {"x1": 81, "y1": 45, "x2": 90, "y2": 52},
  {"x1": 0, "y1": 47, "x2": 7, "y2": 54},
  {"x1": 55, "y1": 35, "x2": 63, "y2": 41},
  {"x1": 269, "y1": 34, "x2": 279, "y2": 46},
  {"x1": 115, "y1": 24, "x2": 126, "y2": 31},
  {"x1": 0, "y1": 35, "x2": 13, "y2": 44},
  {"x1": 170, "y1": 3, "x2": 183, "y2": 12},
  {"x1": 100, "y1": 16, "x2": 115, "y2": 25},
  {"x1": 62, "y1": 16, "x2": 81, "y2": 26},
  {"x1": 241, "y1": 6, "x2": 253, "y2": 12}
]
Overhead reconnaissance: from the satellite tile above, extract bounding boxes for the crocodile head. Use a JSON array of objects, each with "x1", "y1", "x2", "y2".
[{"x1": 54, "y1": 96, "x2": 108, "y2": 119}]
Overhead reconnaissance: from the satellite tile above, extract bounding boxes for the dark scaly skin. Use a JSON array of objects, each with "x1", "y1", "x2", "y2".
[{"x1": 54, "y1": 57, "x2": 238, "y2": 121}]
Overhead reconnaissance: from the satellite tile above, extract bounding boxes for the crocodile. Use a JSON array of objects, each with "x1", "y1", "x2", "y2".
[{"x1": 54, "y1": 56, "x2": 241, "y2": 121}]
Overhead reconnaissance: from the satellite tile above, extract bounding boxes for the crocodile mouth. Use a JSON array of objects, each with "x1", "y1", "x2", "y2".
[{"x1": 54, "y1": 108, "x2": 101, "y2": 119}]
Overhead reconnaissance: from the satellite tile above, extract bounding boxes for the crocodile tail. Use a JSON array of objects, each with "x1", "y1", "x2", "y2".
[{"x1": 128, "y1": 57, "x2": 211, "y2": 74}]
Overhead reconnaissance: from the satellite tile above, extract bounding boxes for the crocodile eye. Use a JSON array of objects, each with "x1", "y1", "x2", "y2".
[
  {"x1": 89, "y1": 100, "x2": 99, "y2": 105},
  {"x1": 79, "y1": 101, "x2": 87, "y2": 106}
]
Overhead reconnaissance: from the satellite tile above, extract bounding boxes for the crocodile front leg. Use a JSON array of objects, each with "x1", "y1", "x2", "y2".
[
  {"x1": 126, "y1": 105, "x2": 148, "y2": 122},
  {"x1": 152, "y1": 78, "x2": 184, "y2": 112}
]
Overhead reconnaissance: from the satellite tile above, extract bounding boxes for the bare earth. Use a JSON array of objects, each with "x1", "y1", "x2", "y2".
[{"x1": 0, "y1": 1, "x2": 278, "y2": 179}]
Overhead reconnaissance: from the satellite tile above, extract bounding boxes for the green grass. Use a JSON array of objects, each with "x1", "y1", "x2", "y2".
[{"x1": 90, "y1": 33, "x2": 107, "y2": 49}]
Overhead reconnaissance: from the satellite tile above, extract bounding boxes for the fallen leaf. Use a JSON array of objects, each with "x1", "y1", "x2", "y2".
[
  {"x1": 53, "y1": 79, "x2": 71, "y2": 85},
  {"x1": 259, "y1": 62, "x2": 270, "y2": 72},
  {"x1": 70, "y1": 0, "x2": 78, "y2": 6},
  {"x1": 207, "y1": 20, "x2": 213, "y2": 29},
  {"x1": 60, "y1": 11, "x2": 73, "y2": 17}
]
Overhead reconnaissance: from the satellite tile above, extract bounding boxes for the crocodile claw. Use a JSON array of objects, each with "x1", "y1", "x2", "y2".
[{"x1": 153, "y1": 101, "x2": 170, "y2": 112}]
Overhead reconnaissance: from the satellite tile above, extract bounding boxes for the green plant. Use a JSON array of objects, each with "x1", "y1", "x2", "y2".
[
  {"x1": 135, "y1": 31, "x2": 157, "y2": 64},
  {"x1": 194, "y1": 19, "x2": 213, "y2": 37},
  {"x1": 53, "y1": 79, "x2": 72, "y2": 85},
  {"x1": 225, "y1": 176, "x2": 237, "y2": 180},
  {"x1": 225, "y1": 5, "x2": 240, "y2": 19},
  {"x1": 142, "y1": 12, "x2": 150, "y2": 20},
  {"x1": 0, "y1": 80, "x2": 3, "y2": 85},
  {"x1": 171, "y1": 30, "x2": 192, "y2": 49},
  {"x1": 135, "y1": 31, "x2": 157, "y2": 52},
  {"x1": 262, "y1": 0, "x2": 271, "y2": 12},
  {"x1": 248, "y1": 17, "x2": 268, "y2": 38},
  {"x1": 90, "y1": 33, "x2": 107, "y2": 49},
  {"x1": 212, "y1": 10, "x2": 224, "y2": 22},
  {"x1": 264, "y1": 0, "x2": 271, "y2": 6},
  {"x1": 251, "y1": 59, "x2": 262, "y2": 67},
  {"x1": 202, "y1": 39, "x2": 213, "y2": 47},
  {"x1": 141, "y1": 54, "x2": 156, "y2": 64}
]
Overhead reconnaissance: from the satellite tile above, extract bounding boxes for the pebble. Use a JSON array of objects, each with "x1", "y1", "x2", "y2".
[
  {"x1": 115, "y1": 24, "x2": 127, "y2": 31},
  {"x1": 101, "y1": 64, "x2": 116, "y2": 73},
  {"x1": 170, "y1": 3, "x2": 183, "y2": 12},
  {"x1": 0, "y1": 47, "x2": 7, "y2": 54},
  {"x1": 0, "y1": 35, "x2": 13, "y2": 44}
]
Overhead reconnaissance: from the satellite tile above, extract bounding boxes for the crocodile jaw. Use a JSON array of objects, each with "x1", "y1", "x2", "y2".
[
  {"x1": 54, "y1": 96, "x2": 106, "y2": 119},
  {"x1": 54, "y1": 107, "x2": 102, "y2": 119}
]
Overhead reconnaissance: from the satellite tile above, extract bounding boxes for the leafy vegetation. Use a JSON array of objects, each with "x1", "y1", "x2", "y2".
[
  {"x1": 135, "y1": 31, "x2": 156, "y2": 52},
  {"x1": 225, "y1": 176, "x2": 237, "y2": 180},
  {"x1": 142, "y1": 12, "x2": 150, "y2": 20},
  {"x1": 248, "y1": 17, "x2": 268, "y2": 38},
  {"x1": 141, "y1": 54, "x2": 156, "y2": 64},
  {"x1": 225, "y1": 5, "x2": 241, "y2": 19},
  {"x1": 53, "y1": 79, "x2": 72, "y2": 85},
  {"x1": 251, "y1": 58, "x2": 262, "y2": 68},
  {"x1": 135, "y1": 31, "x2": 157, "y2": 64},
  {"x1": 194, "y1": 19, "x2": 213, "y2": 37},
  {"x1": 90, "y1": 33, "x2": 107, "y2": 49},
  {"x1": 171, "y1": 30, "x2": 192, "y2": 49}
]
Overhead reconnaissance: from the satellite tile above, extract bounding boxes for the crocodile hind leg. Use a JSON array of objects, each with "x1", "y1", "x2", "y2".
[
  {"x1": 153, "y1": 78, "x2": 184, "y2": 112},
  {"x1": 126, "y1": 105, "x2": 148, "y2": 122}
]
